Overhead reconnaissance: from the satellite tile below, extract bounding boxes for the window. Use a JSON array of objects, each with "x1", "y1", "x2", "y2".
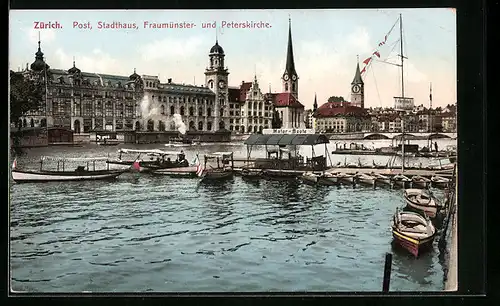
[
  {"x1": 198, "y1": 121, "x2": 203, "y2": 130},
  {"x1": 198, "y1": 107, "x2": 203, "y2": 116},
  {"x1": 207, "y1": 108, "x2": 212, "y2": 117},
  {"x1": 161, "y1": 105, "x2": 165, "y2": 115},
  {"x1": 105, "y1": 102, "x2": 113, "y2": 117},
  {"x1": 73, "y1": 101, "x2": 81, "y2": 116},
  {"x1": 180, "y1": 106, "x2": 185, "y2": 116},
  {"x1": 189, "y1": 107, "x2": 194, "y2": 116},
  {"x1": 170, "y1": 106, "x2": 175, "y2": 115}
]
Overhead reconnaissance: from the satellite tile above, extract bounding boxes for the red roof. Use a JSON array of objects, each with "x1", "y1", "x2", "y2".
[
  {"x1": 268, "y1": 92, "x2": 304, "y2": 108},
  {"x1": 228, "y1": 88, "x2": 240, "y2": 102},
  {"x1": 239, "y1": 82, "x2": 252, "y2": 101},
  {"x1": 315, "y1": 102, "x2": 369, "y2": 118}
]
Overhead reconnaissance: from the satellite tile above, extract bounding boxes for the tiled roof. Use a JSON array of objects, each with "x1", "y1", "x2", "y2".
[
  {"x1": 314, "y1": 102, "x2": 369, "y2": 118},
  {"x1": 269, "y1": 92, "x2": 304, "y2": 108},
  {"x1": 228, "y1": 88, "x2": 241, "y2": 102},
  {"x1": 239, "y1": 82, "x2": 252, "y2": 101}
]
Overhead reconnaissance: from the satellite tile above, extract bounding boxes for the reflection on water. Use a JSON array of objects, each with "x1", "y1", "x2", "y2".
[{"x1": 9, "y1": 143, "x2": 452, "y2": 292}]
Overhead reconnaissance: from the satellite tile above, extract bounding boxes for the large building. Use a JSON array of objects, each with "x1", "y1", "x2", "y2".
[
  {"x1": 313, "y1": 60, "x2": 371, "y2": 133},
  {"x1": 15, "y1": 19, "x2": 305, "y2": 134}
]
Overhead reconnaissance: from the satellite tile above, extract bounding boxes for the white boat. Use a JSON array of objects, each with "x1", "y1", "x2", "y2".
[
  {"x1": 152, "y1": 166, "x2": 198, "y2": 177},
  {"x1": 11, "y1": 157, "x2": 126, "y2": 183},
  {"x1": 317, "y1": 172, "x2": 339, "y2": 186},
  {"x1": 337, "y1": 173, "x2": 355, "y2": 185},
  {"x1": 391, "y1": 208, "x2": 436, "y2": 257},
  {"x1": 431, "y1": 175, "x2": 451, "y2": 188},
  {"x1": 411, "y1": 175, "x2": 431, "y2": 189},
  {"x1": 391, "y1": 174, "x2": 411, "y2": 188},
  {"x1": 301, "y1": 172, "x2": 320, "y2": 185},
  {"x1": 374, "y1": 173, "x2": 392, "y2": 186},
  {"x1": 403, "y1": 189, "x2": 439, "y2": 218},
  {"x1": 356, "y1": 173, "x2": 376, "y2": 186}
]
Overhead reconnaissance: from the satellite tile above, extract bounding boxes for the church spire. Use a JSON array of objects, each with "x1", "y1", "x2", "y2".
[
  {"x1": 313, "y1": 93, "x2": 318, "y2": 111},
  {"x1": 351, "y1": 56, "x2": 364, "y2": 85},
  {"x1": 284, "y1": 17, "x2": 297, "y2": 77}
]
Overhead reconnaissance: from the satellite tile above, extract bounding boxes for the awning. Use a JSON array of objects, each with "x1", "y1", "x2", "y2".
[{"x1": 244, "y1": 133, "x2": 330, "y2": 146}]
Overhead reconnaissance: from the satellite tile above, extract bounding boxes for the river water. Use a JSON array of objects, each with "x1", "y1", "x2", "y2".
[{"x1": 9, "y1": 139, "x2": 456, "y2": 292}]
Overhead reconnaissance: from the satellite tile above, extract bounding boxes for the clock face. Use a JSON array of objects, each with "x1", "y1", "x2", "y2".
[
  {"x1": 283, "y1": 74, "x2": 289, "y2": 81},
  {"x1": 352, "y1": 85, "x2": 360, "y2": 93},
  {"x1": 218, "y1": 80, "x2": 225, "y2": 89},
  {"x1": 292, "y1": 75, "x2": 297, "y2": 81}
]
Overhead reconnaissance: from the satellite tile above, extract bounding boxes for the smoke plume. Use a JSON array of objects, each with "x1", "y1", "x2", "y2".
[{"x1": 172, "y1": 114, "x2": 187, "y2": 134}]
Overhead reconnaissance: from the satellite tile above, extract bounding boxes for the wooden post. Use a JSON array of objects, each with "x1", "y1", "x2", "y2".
[{"x1": 382, "y1": 252, "x2": 392, "y2": 292}]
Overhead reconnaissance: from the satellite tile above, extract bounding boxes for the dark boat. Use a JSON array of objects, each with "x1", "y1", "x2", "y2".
[
  {"x1": 199, "y1": 152, "x2": 234, "y2": 182},
  {"x1": 241, "y1": 168, "x2": 263, "y2": 179},
  {"x1": 107, "y1": 149, "x2": 189, "y2": 172},
  {"x1": 391, "y1": 208, "x2": 437, "y2": 257}
]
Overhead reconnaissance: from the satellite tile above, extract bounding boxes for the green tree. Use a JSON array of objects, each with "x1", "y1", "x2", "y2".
[
  {"x1": 328, "y1": 96, "x2": 345, "y2": 103},
  {"x1": 10, "y1": 70, "x2": 45, "y2": 155}
]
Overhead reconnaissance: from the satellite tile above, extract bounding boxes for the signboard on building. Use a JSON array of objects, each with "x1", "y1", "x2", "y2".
[
  {"x1": 262, "y1": 128, "x2": 316, "y2": 135},
  {"x1": 394, "y1": 97, "x2": 414, "y2": 111}
]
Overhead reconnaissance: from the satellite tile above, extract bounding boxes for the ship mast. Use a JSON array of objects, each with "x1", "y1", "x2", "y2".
[{"x1": 399, "y1": 13, "x2": 406, "y2": 173}]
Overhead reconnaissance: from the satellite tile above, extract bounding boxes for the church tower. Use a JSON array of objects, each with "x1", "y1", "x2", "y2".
[
  {"x1": 282, "y1": 18, "x2": 299, "y2": 97},
  {"x1": 204, "y1": 39, "x2": 229, "y2": 131},
  {"x1": 313, "y1": 93, "x2": 318, "y2": 112},
  {"x1": 351, "y1": 57, "x2": 365, "y2": 108}
]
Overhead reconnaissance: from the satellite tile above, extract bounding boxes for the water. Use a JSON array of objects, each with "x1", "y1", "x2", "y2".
[{"x1": 9, "y1": 140, "x2": 455, "y2": 292}]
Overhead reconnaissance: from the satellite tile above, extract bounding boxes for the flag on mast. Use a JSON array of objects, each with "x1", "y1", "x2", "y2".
[
  {"x1": 132, "y1": 159, "x2": 141, "y2": 171},
  {"x1": 195, "y1": 156, "x2": 204, "y2": 177}
]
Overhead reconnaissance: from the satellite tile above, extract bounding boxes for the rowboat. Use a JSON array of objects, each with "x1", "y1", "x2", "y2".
[
  {"x1": 152, "y1": 166, "x2": 198, "y2": 178},
  {"x1": 11, "y1": 156, "x2": 127, "y2": 183},
  {"x1": 317, "y1": 172, "x2": 339, "y2": 186},
  {"x1": 374, "y1": 173, "x2": 392, "y2": 186},
  {"x1": 241, "y1": 168, "x2": 263, "y2": 179},
  {"x1": 198, "y1": 152, "x2": 234, "y2": 182},
  {"x1": 300, "y1": 172, "x2": 320, "y2": 185},
  {"x1": 411, "y1": 175, "x2": 431, "y2": 189},
  {"x1": 403, "y1": 188, "x2": 439, "y2": 218},
  {"x1": 107, "y1": 149, "x2": 189, "y2": 172},
  {"x1": 356, "y1": 173, "x2": 377, "y2": 186},
  {"x1": 391, "y1": 174, "x2": 411, "y2": 188},
  {"x1": 391, "y1": 208, "x2": 437, "y2": 257},
  {"x1": 431, "y1": 175, "x2": 451, "y2": 189},
  {"x1": 337, "y1": 173, "x2": 356, "y2": 185}
]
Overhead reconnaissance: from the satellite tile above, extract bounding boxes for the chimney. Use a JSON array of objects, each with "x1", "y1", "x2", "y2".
[{"x1": 168, "y1": 78, "x2": 172, "y2": 83}]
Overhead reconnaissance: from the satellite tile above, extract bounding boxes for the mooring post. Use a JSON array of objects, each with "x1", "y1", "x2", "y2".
[{"x1": 382, "y1": 252, "x2": 392, "y2": 292}]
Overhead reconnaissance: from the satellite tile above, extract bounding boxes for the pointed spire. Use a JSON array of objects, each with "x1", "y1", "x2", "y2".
[
  {"x1": 73, "y1": 56, "x2": 75, "y2": 67},
  {"x1": 284, "y1": 17, "x2": 297, "y2": 77},
  {"x1": 313, "y1": 93, "x2": 318, "y2": 111},
  {"x1": 351, "y1": 57, "x2": 364, "y2": 85},
  {"x1": 269, "y1": 83, "x2": 271, "y2": 93},
  {"x1": 134, "y1": 68, "x2": 136, "y2": 73}
]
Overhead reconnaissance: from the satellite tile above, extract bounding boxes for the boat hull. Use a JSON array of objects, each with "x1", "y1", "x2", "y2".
[
  {"x1": 152, "y1": 166, "x2": 197, "y2": 177},
  {"x1": 301, "y1": 175, "x2": 318, "y2": 185},
  {"x1": 201, "y1": 170, "x2": 234, "y2": 182},
  {"x1": 107, "y1": 160, "x2": 189, "y2": 172},
  {"x1": 338, "y1": 176, "x2": 355, "y2": 185},
  {"x1": 317, "y1": 176, "x2": 338, "y2": 186},
  {"x1": 11, "y1": 169, "x2": 125, "y2": 183},
  {"x1": 392, "y1": 229, "x2": 435, "y2": 257},
  {"x1": 404, "y1": 200, "x2": 437, "y2": 218},
  {"x1": 412, "y1": 180, "x2": 430, "y2": 189}
]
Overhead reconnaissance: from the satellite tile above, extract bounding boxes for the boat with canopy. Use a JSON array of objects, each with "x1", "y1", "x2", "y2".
[
  {"x1": 199, "y1": 152, "x2": 234, "y2": 182},
  {"x1": 11, "y1": 156, "x2": 127, "y2": 183},
  {"x1": 107, "y1": 148, "x2": 189, "y2": 172}
]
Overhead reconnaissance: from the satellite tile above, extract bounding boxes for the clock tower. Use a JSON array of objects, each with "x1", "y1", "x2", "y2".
[
  {"x1": 205, "y1": 39, "x2": 229, "y2": 131},
  {"x1": 282, "y1": 18, "x2": 299, "y2": 97},
  {"x1": 351, "y1": 57, "x2": 365, "y2": 109}
]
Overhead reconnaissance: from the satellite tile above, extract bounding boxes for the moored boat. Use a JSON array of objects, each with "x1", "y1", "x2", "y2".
[
  {"x1": 198, "y1": 152, "x2": 235, "y2": 182},
  {"x1": 356, "y1": 172, "x2": 377, "y2": 186},
  {"x1": 391, "y1": 174, "x2": 411, "y2": 188},
  {"x1": 300, "y1": 172, "x2": 320, "y2": 185},
  {"x1": 374, "y1": 173, "x2": 392, "y2": 186},
  {"x1": 337, "y1": 173, "x2": 355, "y2": 185},
  {"x1": 107, "y1": 149, "x2": 189, "y2": 172},
  {"x1": 391, "y1": 208, "x2": 437, "y2": 257},
  {"x1": 430, "y1": 175, "x2": 450, "y2": 189},
  {"x1": 403, "y1": 188, "x2": 439, "y2": 218},
  {"x1": 317, "y1": 172, "x2": 339, "y2": 186},
  {"x1": 11, "y1": 157, "x2": 127, "y2": 183},
  {"x1": 411, "y1": 175, "x2": 431, "y2": 189},
  {"x1": 241, "y1": 168, "x2": 263, "y2": 179}
]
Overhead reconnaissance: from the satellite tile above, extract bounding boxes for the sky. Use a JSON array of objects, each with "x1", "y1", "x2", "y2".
[{"x1": 9, "y1": 9, "x2": 456, "y2": 110}]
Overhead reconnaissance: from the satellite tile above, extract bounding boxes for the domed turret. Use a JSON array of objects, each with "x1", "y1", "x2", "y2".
[
  {"x1": 30, "y1": 40, "x2": 50, "y2": 72},
  {"x1": 68, "y1": 58, "x2": 80, "y2": 74},
  {"x1": 209, "y1": 40, "x2": 224, "y2": 55},
  {"x1": 129, "y1": 68, "x2": 140, "y2": 80}
]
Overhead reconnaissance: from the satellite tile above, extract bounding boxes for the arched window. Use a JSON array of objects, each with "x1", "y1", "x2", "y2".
[
  {"x1": 219, "y1": 108, "x2": 224, "y2": 117},
  {"x1": 189, "y1": 121, "x2": 195, "y2": 130},
  {"x1": 74, "y1": 120, "x2": 81, "y2": 133},
  {"x1": 161, "y1": 105, "x2": 165, "y2": 115},
  {"x1": 158, "y1": 121, "x2": 165, "y2": 131},
  {"x1": 189, "y1": 107, "x2": 194, "y2": 116},
  {"x1": 198, "y1": 107, "x2": 203, "y2": 116},
  {"x1": 292, "y1": 83, "x2": 296, "y2": 92},
  {"x1": 219, "y1": 121, "x2": 225, "y2": 130},
  {"x1": 207, "y1": 108, "x2": 212, "y2": 117},
  {"x1": 23, "y1": 118, "x2": 27, "y2": 127},
  {"x1": 285, "y1": 83, "x2": 289, "y2": 91},
  {"x1": 30, "y1": 118, "x2": 34, "y2": 127},
  {"x1": 135, "y1": 121, "x2": 141, "y2": 130},
  {"x1": 207, "y1": 122, "x2": 212, "y2": 131},
  {"x1": 240, "y1": 126, "x2": 245, "y2": 133},
  {"x1": 147, "y1": 119, "x2": 154, "y2": 131},
  {"x1": 170, "y1": 106, "x2": 175, "y2": 115},
  {"x1": 198, "y1": 121, "x2": 203, "y2": 130},
  {"x1": 180, "y1": 106, "x2": 185, "y2": 116}
]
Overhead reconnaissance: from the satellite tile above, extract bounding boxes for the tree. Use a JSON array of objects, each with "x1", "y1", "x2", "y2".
[
  {"x1": 328, "y1": 96, "x2": 345, "y2": 103},
  {"x1": 10, "y1": 70, "x2": 45, "y2": 155},
  {"x1": 10, "y1": 70, "x2": 44, "y2": 126}
]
